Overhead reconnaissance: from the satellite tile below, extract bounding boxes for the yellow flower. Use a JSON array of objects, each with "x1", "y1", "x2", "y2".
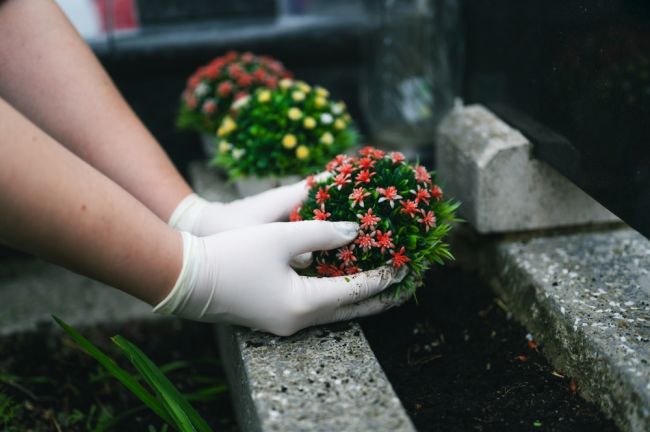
[
  {"x1": 292, "y1": 91, "x2": 306, "y2": 102},
  {"x1": 279, "y1": 78, "x2": 294, "y2": 89},
  {"x1": 217, "y1": 116, "x2": 236, "y2": 136},
  {"x1": 315, "y1": 86, "x2": 329, "y2": 98},
  {"x1": 282, "y1": 134, "x2": 297, "y2": 149},
  {"x1": 288, "y1": 107, "x2": 303, "y2": 121},
  {"x1": 320, "y1": 132, "x2": 334, "y2": 145},
  {"x1": 218, "y1": 140, "x2": 232, "y2": 154},
  {"x1": 334, "y1": 118, "x2": 346, "y2": 130},
  {"x1": 303, "y1": 117, "x2": 316, "y2": 129},
  {"x1": 296, "y1": 145, "x2": 310, "y2": 160},
  {"x1": 296, "y1": 81, "x2": 311, "y2": 93},
  {"x1": 257, "y1": 90, "x2": 271, "y2": 103},
  {"x1": 314, "y1": 96, "x2": 327, "y2": 108}
]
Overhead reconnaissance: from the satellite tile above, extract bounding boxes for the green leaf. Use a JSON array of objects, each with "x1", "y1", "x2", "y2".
[
  {"x1": 51, "y1": 316, "x2": 173, "y2": 426},
  {"x1": 112, "y1": 336, "x2": 213, "y2": 432}
]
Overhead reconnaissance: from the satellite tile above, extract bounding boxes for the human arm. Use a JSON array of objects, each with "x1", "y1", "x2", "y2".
[
  {"x1": 0, "y1": 97, "x2": 182, "y2": 304},
  {"x1": 0, "y1": 0, "x2": 313, "y2": 232},
  {"x1": 0, "y1": 0, "x2": 191, "y2": 221},
  {"x1": 0, "y1": 97, "x2": 404, "y2": 334}
]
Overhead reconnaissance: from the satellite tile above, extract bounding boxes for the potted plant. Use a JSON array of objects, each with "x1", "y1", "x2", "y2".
[
  {"x1": 214, "y1": 79, "x2": 358, "y2": 196},
  {"x1": 177, "y1": 51, "x2": 292, "y2": 158},
  {"x1": 290, "y1": 146, "x2": 459, "y2": 296}
]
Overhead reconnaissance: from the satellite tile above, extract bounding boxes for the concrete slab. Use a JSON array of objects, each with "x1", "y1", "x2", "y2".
[
  {"x1": 436, "y1": 104, "x2": 618, "y2": 233},
  {"x1": 0, "y1": 259, "x2": 155, "y2": 336},
  {"x1": 482, "y1": 227, "x2": 650, "y2": 432},
  {"x1": 190, "y1": 162, "x2": 415, "y2": 432},
  {"x1": 217, "y1": 323, "x2": 415, "y2": 432}
]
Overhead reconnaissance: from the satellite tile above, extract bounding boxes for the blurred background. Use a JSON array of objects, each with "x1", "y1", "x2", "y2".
[
  {"x1": 48, "y1": 0, "x2": 650, "y2": 239},
  {"x1": 54, "y1": 0, "x2": 463, "y2": 174}
]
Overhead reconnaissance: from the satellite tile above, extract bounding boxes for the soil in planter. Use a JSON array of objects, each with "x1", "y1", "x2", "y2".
[
  {"x1": 361, "y1": 266, "x2": 619, "y2": 432},
  {"x1": 0, "y1": 319, "x2": 237, "y2": 432}
]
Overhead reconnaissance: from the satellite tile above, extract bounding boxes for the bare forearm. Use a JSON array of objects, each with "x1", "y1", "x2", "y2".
[
  {"x1": 0, "y1": 98, "x2": 181, "y2": 304},
  {"x1": 0, "y1": 0, "x2": 191, "y2": 221}
]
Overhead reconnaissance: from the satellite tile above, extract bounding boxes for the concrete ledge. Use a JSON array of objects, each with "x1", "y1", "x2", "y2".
[
  {"x1": 216, "y1": 323, "x2": 415, "y2": 432},
  {"x1": 0, "y1": 259, "x2": 154, "y2": 335},
  {"x1": 436, "y1": 104, "x2": 618, "y2": 233},
  {"x1": 190, "y1": 162, "x2": 414, "y2": 431},
  {"x1": 482, "y1": 228, "x2": 650, "y2": 432}
]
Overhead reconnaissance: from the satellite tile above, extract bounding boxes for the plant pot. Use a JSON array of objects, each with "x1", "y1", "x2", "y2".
[
  {"x1": 200, "y1": 133, "x2": 216, "y2": 159},
  {"x1": 235, "y1": 175, "x2": 302, "y2": 198}
]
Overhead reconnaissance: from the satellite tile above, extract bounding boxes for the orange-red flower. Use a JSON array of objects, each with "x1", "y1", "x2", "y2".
[
  {"x1": 315, "y1": 187, "x2": 331, "y2": 205},
  {"x1": 357, "y1": 208, "x2": 381, "y2": 229},
  {"x1": 389, "y1": 247, "x2": 410, "y2": 269},
  {"x1": 313, "y1": 208, "x2": 331, "y2": 220},
  {"x1": 355, "y1": 232, "x2": 377, "y2": 252},
  {"x1": 418, "y1": 210, "x2": 436, "y2": 231},
  {"x1": 354, "y1": 169, "x2": 376, "y2": 186},
  {"x1": 400, "y1": 200, "x2": 419, "y2": 218},
  {"x1": 349, "y1": 187, "x2": 370, "y2": 208},
  {"x1": 375, "y1": 230, "x2": 394, "y2": 254},
  {"x1": 377, "y1": 186, "x2": 403, "y2": 208},
  {"x1": 336, "y1": 245, "x2": 357, "y2": 265},
  {"x1": 414, "y1": 165, "x2": 432, "y2": 184}
]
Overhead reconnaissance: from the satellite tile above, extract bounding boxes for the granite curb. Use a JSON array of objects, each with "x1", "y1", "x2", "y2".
[
  {"x1": 216, "y1": 323, "x2": 415, "y2": 432},
  {"x1": 481, "y1": 227, "x2": 650, "y2": 432},
  {"x1": 436, "y1": 104, "x2": 618, "y2": 233}
]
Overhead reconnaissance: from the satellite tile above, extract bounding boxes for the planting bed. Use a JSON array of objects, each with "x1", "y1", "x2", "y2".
[
  {"x1": 0, "y1": 319, "x2": 237, "y2": 431},
  {"x1": 362, "y1": 265, "x2": 619, "y2": 432}
]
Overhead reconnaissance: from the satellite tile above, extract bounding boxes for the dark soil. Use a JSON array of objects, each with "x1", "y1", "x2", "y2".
[
  {"x1": 361, "y1": 266, "x2": 620, "y2": 432},
  {"x1": 0, "y1": 319, "x2": 237, "y2": 431}
]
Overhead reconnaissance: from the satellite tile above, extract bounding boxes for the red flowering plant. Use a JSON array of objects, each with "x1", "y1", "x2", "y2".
[
  {"x1": 177, "y1": 51, "x2": 292, "y2": 134},
  {"x1": 214, "y1": 79, "x2": 357, "y2": 179},
  {"x1": 291, "y1": 147, "x2": 459, "y2": 296}
]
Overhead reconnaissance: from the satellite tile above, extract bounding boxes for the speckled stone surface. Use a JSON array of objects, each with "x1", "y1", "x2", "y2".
[
  {"x1": 190, "y1": 162, "x2": 415, "y2": 431},
  {"x1": 217, "y1": 322, "x2": 415, "y2": 432},
  {"x1": 0, "y1": 259, "x2": 156, "y2": 335},
  {"x1": 483, "y1": 228, "x2": 650, "y2": 432},
  {"x1": 436, "y1": 104, "x2": 618, "y2": 233}
]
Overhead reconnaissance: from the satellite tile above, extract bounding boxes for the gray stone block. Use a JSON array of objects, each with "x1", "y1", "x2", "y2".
[
  {"x1": 436, "y1": 104, "x2": 619, "y2": 233},
  {"x1": 190, "y1": 162, "x2": 415, "y2": 432},
  {"x1": 0, "y1": 259, "x2": 156, "y2": 335},
  {"x1": 482, "y1": 228, "x2": 650, "y2": 432},
  {"x1": 188, "y1": 161, "x2": 239, "y2": 203},
  {"x1": 217, "y1": 323, "x2": 415, "y2": 432}
]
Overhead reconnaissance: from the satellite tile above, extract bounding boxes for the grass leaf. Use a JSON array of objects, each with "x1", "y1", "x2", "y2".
[
  {"x1": 112, "y1": 336, "x2": 213, "y2": 432},
  {"x1": 51, "y1": 316, "x2": 173, "y2": 426}
]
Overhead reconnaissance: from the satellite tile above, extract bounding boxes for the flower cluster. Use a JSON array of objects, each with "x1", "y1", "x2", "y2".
[
  {"x1": 291, "y1": 147, "x2": 458, "y2": 296},
  {"x1": 177, "y1": 51, "x2": 292, "y2": 134},
  {"x1": 213, "y1": 79, "x2": 357, "y2": 179}
]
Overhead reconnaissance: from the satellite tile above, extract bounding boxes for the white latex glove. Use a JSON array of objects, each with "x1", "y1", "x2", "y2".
[
  {"x1": 169, "y1": 181, "x2": 307, "y2": 236},
  {"x1": 153, "y1": 221, "x2": 407, "y2": 336}
]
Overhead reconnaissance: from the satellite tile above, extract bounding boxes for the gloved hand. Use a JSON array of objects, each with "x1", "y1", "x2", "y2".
[
  {"x1": 169, "y1": 181, "x2": 308, "y2": 237},
  {"x1": 153, "y1": 221, "x2": 407, "y2": 336}
]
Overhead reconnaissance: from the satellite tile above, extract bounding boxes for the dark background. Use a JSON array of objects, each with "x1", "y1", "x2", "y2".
[
  {"x1": 463, "y1": 0, "x2": 650, "y2": 238},
  {"x1": 102, "y1": 0, "x2": 649, "y2": 237}
]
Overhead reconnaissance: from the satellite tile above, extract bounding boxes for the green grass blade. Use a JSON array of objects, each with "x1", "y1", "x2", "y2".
[
  {"x1": 51, "y1": 315, "x2": 173, "y2": 426},
  {"x1": 112, "y1": 335, "x2": 213, "y2": 432}
]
